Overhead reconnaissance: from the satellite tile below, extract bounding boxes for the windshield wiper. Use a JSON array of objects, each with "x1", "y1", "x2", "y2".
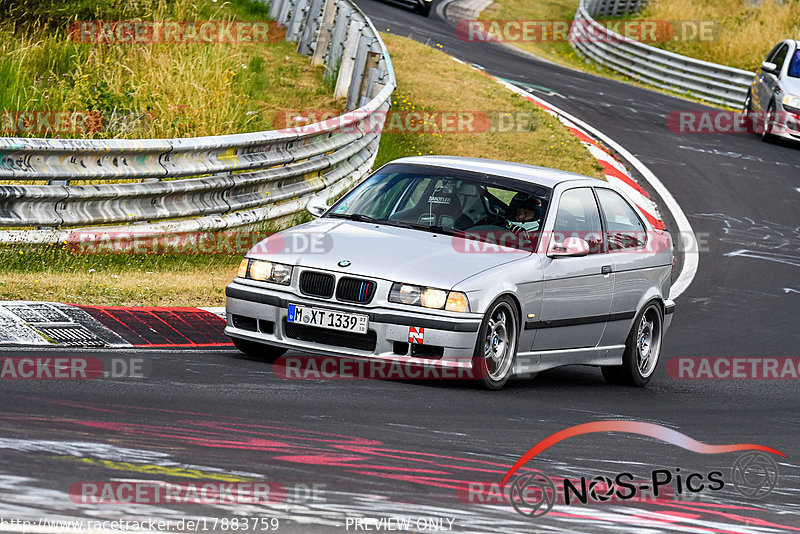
[
  {"x1": 401, "y1": 221, "x2": 461, "y2": 236},
  {"x1": 328, "y1": 213, "x2": 461, "y2": 236},
  {"x1": 328, "y1": 213, "x2": 383, "y2": 224}
]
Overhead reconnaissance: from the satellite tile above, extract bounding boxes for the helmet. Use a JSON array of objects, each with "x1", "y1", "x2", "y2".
[{"x1": 508, "y1": 193, "x2": 542, "y2": 222}]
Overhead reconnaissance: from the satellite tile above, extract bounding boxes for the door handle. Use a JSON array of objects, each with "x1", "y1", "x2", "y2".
[{"x1": 601, "y1": 265, "x2": 612, "y2": 275}]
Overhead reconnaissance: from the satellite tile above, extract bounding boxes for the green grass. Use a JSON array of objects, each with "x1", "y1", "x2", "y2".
[{"x1": 0, "y1": 0, "x2": 343, "y2": 139}]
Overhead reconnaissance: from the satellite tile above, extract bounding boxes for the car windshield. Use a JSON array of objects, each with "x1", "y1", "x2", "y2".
[
  {"x1": 326, "y1": 163, "x2": 551, "y2": 249},
  {"x1": 788, "y1": 50, "x2": 800, "y2": 78}
]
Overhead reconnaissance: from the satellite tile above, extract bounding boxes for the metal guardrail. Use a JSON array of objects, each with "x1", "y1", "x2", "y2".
[
  {"x1": 570, "y1": 0, "x2": 754, "y2": 108},
  {"x1": 0, "y1": 0, "x2": 395, "y2": 242}
]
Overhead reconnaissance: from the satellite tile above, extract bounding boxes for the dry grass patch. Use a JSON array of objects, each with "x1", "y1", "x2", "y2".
[
  {"x1": 0, "y1": 0, "x2": 343, "y2": 139},
  {"x1": 630, "y1": 0, "x2": 799, "y2": 71},
  {"x1": 0, "y1": 248, "x2": 240, "y2": 306},
  {"x1": 376, "y1": 33, "x2": 604, "y2": 177},
  {"x1": 479, "y1": 0, "x2": 743, "y2": 106}
]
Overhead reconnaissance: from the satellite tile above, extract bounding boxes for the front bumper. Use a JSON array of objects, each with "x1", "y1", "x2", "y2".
[
  {"x1": 225, "y1": 281, "x2": 483, "y2": 367},
  {"x1": 664, "y1": 299, "x2": 675, "y2": 332},
  {"x1": 770, "y1": 106, "x2": 800, "y2": 141}
]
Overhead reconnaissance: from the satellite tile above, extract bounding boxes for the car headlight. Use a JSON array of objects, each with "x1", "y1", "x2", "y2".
[
  {"x1": 783, "y1": 94, "x2": 800, "y2": 110},
  {"x1": 237, "y1": 258, "x2": 293, "y2": 285},
  {"x1": 389, "y1": 282, "x2": 469, "y2": 312}
]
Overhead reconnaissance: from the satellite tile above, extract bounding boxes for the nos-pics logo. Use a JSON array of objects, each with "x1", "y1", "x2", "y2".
[{"x1": 501, "y1": 421, "x2": 783, "y2": 518}]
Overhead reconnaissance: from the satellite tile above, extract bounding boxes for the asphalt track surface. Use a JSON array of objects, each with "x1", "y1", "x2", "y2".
[{"x1": 2, "y1": 1, "x2": 800, "y2": 532}]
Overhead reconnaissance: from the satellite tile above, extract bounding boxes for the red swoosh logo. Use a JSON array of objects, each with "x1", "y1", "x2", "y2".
[{"x1": 501, "y1": 421, "x2": 785, "y2": 487}]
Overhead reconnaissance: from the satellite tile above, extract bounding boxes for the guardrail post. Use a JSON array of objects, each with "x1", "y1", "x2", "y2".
[
  {"x1": 286, "y1": 0, "x2": 309, "y2": 42},
  {"x1": 297, "y1": 0, "x2": 324, "y2": 55},
  {"x1": 346, "y1": 35, "x2": 371, "y2": 110},
  {"x1": 268, "y1": 0, "x2": 285, "y2": 20},
  {"x1": 333, "y1": 19, "x2": 364, "y2": 100},
  {"x1": 311, "y1": 0, "x2": 337, "y2": 65},
  {"x1": 277, "y1": 0, "x2": 294, "y2": 26},
  {"x1": 324, "y1": 1, "x2": 350, "y2": 81}
]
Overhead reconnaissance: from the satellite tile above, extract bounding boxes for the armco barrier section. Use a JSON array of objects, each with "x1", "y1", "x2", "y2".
[
  {"x1": 0, "y1": 0, "x2": 395, "y2": 243},
  {"x1": 570, "y1": 0, "x2": 754, "y2": 108}
]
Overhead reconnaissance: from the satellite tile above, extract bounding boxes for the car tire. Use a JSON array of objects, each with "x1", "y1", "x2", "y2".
[
  {"x1": 761, "y1": 102, "x2": 776, "y2": 142},
  {"x1": 231, "y1": 336, "x2": 287, "y2": 361},
  {"x1": 601, "y1": 301, "x2": 663, "y2": 387},
  {"x1": 471, "y1": 296, "x2": 519, "y2": 390},
  {"x1": 416, "y1": 2, "x2": 431, "y2": 16}
]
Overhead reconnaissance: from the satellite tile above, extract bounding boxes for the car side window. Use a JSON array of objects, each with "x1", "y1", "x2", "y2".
[
  {"x1": 595, "y1": 189, "x2": 647, "y2": 251},
  {"x1": 771, "y1": 44, "x2": 789, "y2": 70},
  {"x1": 788, "y1": 50, "x2": 800, "y2": 79},
  {"x1": 765, "y1": 43, "x2": 782, "y2": 63},
  {"x1": 553, "y1": 188, "x2": 603, "y2": 254}
]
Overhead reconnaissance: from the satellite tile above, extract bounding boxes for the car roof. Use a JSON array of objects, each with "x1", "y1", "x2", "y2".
[
  {"x1": 777, "y1": 39, "x2": 800, "y2": 49},
  {"x1": 383, "y1": 156, "x2": 595, "y2": 188}
]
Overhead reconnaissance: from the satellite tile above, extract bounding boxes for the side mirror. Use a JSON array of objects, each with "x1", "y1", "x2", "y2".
[
  {"x1": 548, "y1": 236, "x2": 590, "y2": 258},
  {"x1": 761, "y1": 61, "x2": 778, "y2": 74},
  {"x1": 305, "y1": 196, "x2": 328, "y2": 218}
]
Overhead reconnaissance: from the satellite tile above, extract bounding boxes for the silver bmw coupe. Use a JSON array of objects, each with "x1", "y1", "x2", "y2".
[{"x1": 225, "y1": 156, "x2": 675, "y2": 389}]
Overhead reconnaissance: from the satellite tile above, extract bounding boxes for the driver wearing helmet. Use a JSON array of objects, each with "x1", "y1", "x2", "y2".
[{"x1": 506, "y1": 193, "x2": 543, "y2": 234}]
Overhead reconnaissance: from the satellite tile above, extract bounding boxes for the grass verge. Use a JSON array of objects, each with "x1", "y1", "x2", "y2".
[
  {"x1": 0, "y1": 0, "x2": 342, "y2": 139},
  {"x1": 0, "y1": 33, "x2": 605, "y2": 307},
  {"x1": 375, "y1": 33, "x2": 604, "y2": 174},
  {"x1": 624, "y1": 0, "x2": 796, "y2": 71},
  {"x1": 479, "y1": 0, "x2": 742, "y2": 107}
]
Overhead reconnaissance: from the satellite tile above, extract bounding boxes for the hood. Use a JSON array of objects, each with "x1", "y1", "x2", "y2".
[{"x1": 247, "y1": 218, "x2": 530, "y2": 289}]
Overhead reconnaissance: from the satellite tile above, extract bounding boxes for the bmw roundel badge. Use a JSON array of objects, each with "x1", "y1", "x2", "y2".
[{"x1": 338, "y1": 260, "x2": 351, "y2": 268}]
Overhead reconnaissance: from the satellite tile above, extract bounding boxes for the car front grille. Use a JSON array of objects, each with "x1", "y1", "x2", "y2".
[
  {"x1": 336, "y1": 277, "x2": 376, "y2": 304},
  {"x1": 283, "y1": 320, "x2": 377, "y2": 352},
  {"x1": 299, "y1": 270, "x2": 335, "y2": 298}
]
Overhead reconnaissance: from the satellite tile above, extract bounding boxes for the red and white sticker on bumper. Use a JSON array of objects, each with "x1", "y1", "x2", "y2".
[{"x1": 408, "y1": 327, "x2": 425, "y2": 344}]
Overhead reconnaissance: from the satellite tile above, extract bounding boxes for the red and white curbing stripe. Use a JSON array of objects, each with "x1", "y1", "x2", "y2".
[
  {"x1": 490, "y1": 75, "x2": 665, "y2": 230},
  {"x1": 0, "y1": 301, "x2": 231, "y2": 347}
]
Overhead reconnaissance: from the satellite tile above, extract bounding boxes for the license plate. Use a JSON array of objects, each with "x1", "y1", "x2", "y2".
[{"x1": 287, "y1": 304, "x2": 369, "y2": 334}]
